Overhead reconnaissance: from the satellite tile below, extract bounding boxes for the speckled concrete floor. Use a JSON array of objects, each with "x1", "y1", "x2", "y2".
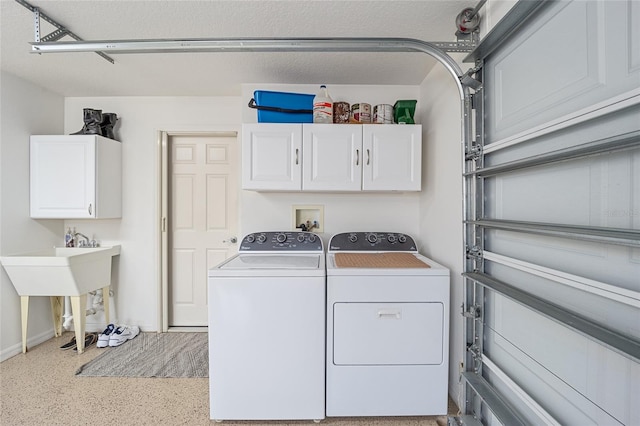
[{"x1": 1, "y1": 333, "x2": 456, "y2": 426}]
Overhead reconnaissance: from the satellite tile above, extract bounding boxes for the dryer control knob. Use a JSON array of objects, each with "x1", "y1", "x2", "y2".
[
  {"x1": 367, "y1": 233, "x2": 378, "y2": 244},
  {"x1": 256, "y1": 233, "x2": 267, "y2": 243},
  {"x1": 308, "y1": 234, "x2": 317, "y2": 243},
  {"x1": 297, "y1": 234, "x2": 306, "y2": 242},
  {"x1": 398, "y1": 234, "x2": 407, "y2": 243},
  {"x1": 276, "y1": 233, "x2": 287, "y2": 243},
  {"x1": 387, "y1": 234, "x2": 397, "y2": 243},
  {"x1": 348, "y1": 234, "x2": 358, "y2": 243},
  {"x1": 245, "y1": 234, "x2": 255, "y2": 243}
]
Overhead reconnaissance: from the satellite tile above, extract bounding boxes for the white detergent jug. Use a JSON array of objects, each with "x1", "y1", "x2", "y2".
[{"x1": 313, "y1": 85, "x2": 333, "y2": 123}]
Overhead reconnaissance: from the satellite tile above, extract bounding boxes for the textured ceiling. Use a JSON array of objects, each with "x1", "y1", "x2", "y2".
[{"x1": 1, "y1": 0, "x2": 474, "y2": 97}]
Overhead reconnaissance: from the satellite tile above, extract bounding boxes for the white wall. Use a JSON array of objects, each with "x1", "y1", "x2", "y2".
[
  {"x1": 64, "y1": 85, "x2": 425, "y2": 333},
  {"x1": 417, "y1": 58, "x2": 466, "y2": 407},
  {"x1": 63, "y1": 96, "x2": 242, "y2": 331},
  {"x1": 2, "y1": 75, "x2": 466, "y2": 416},
  {"x1": 0, "y1": 71, "x2": 65, "y2": 361}
]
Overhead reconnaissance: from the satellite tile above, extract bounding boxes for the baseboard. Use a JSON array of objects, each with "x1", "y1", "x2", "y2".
[
  {"x1": 0, "y1": 329, "x2": 55, "y2": 363},
  {"x1": 168, "y1": 326, "x2": 207, "y2": 332}
]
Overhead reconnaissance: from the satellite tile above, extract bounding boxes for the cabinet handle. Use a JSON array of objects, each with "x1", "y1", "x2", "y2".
[
  {"x1": 356, "y1": 149, "x2": 360, "y2": 166},
  {"x1": 295, "y1": 148, "x2": 299, "y2": 165},
  {"x1": 367, "y1": 149, "x2": 371, "y2": 165},
  {"x1": 88, "y1": 204, "x2": 93, "y2": 215}
]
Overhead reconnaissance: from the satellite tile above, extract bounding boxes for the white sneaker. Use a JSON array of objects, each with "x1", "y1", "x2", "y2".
[
  {"x1": 96, "y1": 323, "x2": 116, "y2": 348},
  {"x1": 108, "y1": 325, "x2": 140, "y2": 347}
]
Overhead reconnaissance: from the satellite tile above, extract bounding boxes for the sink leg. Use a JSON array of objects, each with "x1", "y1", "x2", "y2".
[
  {"x1": 20, "y1": 296, "x2": 29, "y2": 353},
  {"x1": 50, "y1": 296, "x2": 63, "y2": 337},
  {"x1": 102, "y1": 286, "x2": 110, "y2": 326},
  {"x1": 70, "y1": 295, "x2": 87, "y2": 354}
]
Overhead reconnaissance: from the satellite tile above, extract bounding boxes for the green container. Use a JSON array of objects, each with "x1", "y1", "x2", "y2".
[{"x1": 394, "y1": 100, "x2": 417, "y2": 124}]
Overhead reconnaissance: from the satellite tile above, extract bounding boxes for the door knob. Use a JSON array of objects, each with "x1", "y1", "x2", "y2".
[{"x1": 223, "y1": 236, "x2": 238, "y2": 244}]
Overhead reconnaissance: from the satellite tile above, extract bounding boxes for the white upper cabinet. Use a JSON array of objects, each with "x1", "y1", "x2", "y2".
[
  {"x1": 362, "y1": 124, "x2": 422, "y2": 191},
  {"x1": 30, "y1": 135, "x2": 122, "y2": 219},
  {"x1": 242, "y1": 123, "x2": 422, "y2": 192},
  {"x1": 242, "y1": 124, "x2": 302, "y2": 191},
  {"x1": 302, "y1": 124, "x2": 363, "y2": 191}
]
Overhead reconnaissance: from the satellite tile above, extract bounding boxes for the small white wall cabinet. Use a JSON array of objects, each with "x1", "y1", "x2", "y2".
[
  {"x1": 30, "y1": 135, "x2": 122, "y2": 219},
  {"x1": 242, "y1": 123, "x2": 421, "y2": 191}
]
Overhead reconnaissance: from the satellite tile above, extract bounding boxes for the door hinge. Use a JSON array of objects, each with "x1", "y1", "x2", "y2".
[
  {"x1": 465, "y1": 143, "x2": 482, "y2": 161},
  {"x1": 467, "y1": 344, "x2": 483, "y2": 373},
  {"x1": 466, "y1": 245, "x2": 483, "y2": 260},
  {"x1": 462, "y1": 303, "x2": 482, "y2": 320},
  {"x1": 460, "y1": 65, "x2": 483, "y2": 91},
  {"x1": 162, "y1": 217, "x2": 167, "y2": 232}
]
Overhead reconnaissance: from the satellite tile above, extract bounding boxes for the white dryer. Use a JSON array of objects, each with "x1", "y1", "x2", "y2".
[
  {"x1": 208, "y1": 231, "x2": 325, "y2": 422},
  {"x1": 326, "y1": 232, "x2": 450, "y2": 417}
]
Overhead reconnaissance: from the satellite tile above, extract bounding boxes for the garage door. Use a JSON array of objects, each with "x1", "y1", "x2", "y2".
[{"x1": 458, "y1": 1, "x2": 640, "y2": 425}]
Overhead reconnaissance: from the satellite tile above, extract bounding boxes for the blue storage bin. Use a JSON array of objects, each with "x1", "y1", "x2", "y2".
[{"x1": 249, "y1": 90, "x2": 314, "y2": 123}]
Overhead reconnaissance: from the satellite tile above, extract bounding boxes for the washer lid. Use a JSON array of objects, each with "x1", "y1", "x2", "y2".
[{"x1": 220, "y1": 254, "x2": 321, "y2": 269}]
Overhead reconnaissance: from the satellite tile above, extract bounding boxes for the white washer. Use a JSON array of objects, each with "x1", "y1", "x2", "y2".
[
  {"x1": 208, "y1": 231, "x2": 325, "y2": 422},
  {"x1": 326, "y1": 232, "x2": 450, "y2": 417}
]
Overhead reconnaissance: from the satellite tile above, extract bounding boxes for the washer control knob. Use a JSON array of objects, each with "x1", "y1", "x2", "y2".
[
  {"x1": 308, "y1": 234, "x2": 317, "y2": 243},
  {"x1": 256, "y1": 233, "x2": 267, "y2": 244},
  {"x1": 297, "y1": 234, "x2": 306, "y2": 242},
  {"x1": 387, "y1": 234, "x2": 397, "y2": 243},
  {"x1": 348, "y1": 234, "x2": 358, "y2": 243},
  {"x1": 367, "y1": 233, "x2": 378, "y2": 244},
  {"x1": 276, "y1": 233, "x2": 287, "y2": 243},
  {"x1": 398, "y1": 234, "x2": 407, "y2": 243},
  {"x1": 245, "y1": 234, "x2": 255, "y2": 243}
]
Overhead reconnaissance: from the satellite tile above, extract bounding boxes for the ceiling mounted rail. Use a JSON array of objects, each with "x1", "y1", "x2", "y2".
[
  {"x1": 15, "y1": 0, "x2": 114, "y2": 64},
  {"x1": 28, "y1": 37, "x2": 479, "y2": 94},
  {"x1": 18, "y1": 0, "x2": 480, "y2": 92},
  {"x1": 28, "y1": 36, "x2": 475, "y2": 55}
]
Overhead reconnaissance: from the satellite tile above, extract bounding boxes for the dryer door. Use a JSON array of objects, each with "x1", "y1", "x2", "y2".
[{"x1": 332, "y1": 302, "x2": 444, "y2": 365}]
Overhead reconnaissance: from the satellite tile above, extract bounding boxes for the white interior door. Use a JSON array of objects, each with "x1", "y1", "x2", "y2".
[{"x1": 168, "y1": 133, "x2": 238, "y2": 327}]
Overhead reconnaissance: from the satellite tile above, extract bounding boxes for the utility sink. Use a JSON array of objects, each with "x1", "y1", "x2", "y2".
[
  {"x1": 0, "y1": 245, "x2": 120, "y2": 354},
  {"x1": 0, "y1": 245, "x2": 120, "y2": 296}
]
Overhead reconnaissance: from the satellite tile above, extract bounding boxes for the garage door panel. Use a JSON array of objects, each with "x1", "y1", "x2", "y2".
[
  {"x1": 487, "y1": 163, "x2": 595, "y2": 225},
  {"x1": 484, "y1": 261, "x2": 640, "y2": 339},
  {"x1": 488, "y1": 0, "x2": 602, "y2": 139},
  {"x1": 485, "y1": 1, "x2": 640, "y2": 143},
  {"x1": 464, "y1": 1, "x2": 640, "y2": 424},
  {"x1": 484, "y1": 103, "x2": 640, "y2": 167},
  {"x1": 483, "y1": 310, "x2": 639, "y2": 426},
  {"x1": 485, "y1": 229, "x2": 640, "y2": 292},
  {"x1": 484, "y1": 149, "x2": 639, "y2": 228}
]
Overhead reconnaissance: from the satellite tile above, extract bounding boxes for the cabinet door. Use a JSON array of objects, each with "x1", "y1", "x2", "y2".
[
  {"x1": 362, "y1": 125, "x2": 422, "y2": 191},
  {"x1": 242, "y1": 124, "x2": 302, "y2": 191},
  {"x1": 30, "y1": 136, "x2": 96, "y2": 218},
  {"x1": 302, "y1": 124, "x2": 362, "y2": 191}
]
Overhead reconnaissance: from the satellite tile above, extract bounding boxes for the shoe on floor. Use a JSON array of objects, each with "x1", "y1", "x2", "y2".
[
  {"x1": 108, "y1": 325, "x2": 140, "y2": 347},
  {"x1": 74, "y1": 333, "x2": 98, "y2": 352},
  {"x1": 97, "y1": 324, "x2": 116, "y2": 348},
  {"x1": 59, "y1": 336, "x2": 77, "y2": 350}
]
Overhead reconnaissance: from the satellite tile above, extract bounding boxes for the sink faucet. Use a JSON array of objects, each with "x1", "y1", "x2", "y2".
[{"x1": 74, "y1": 232, "x2": 90, "y2": 247}]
